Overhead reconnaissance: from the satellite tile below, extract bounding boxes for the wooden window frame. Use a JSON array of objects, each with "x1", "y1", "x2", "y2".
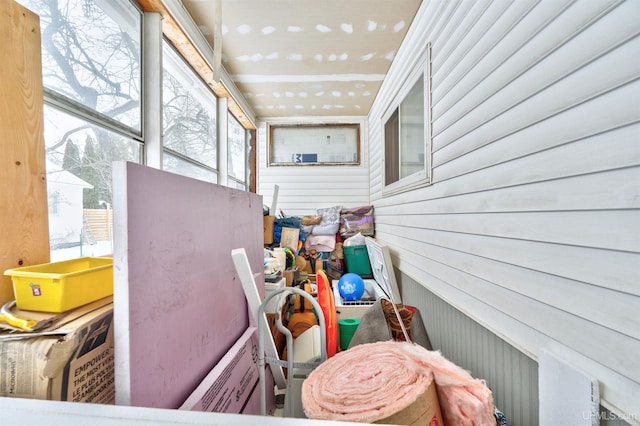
[{"x1": 268, "y1": 123, "x2": 361, "y2": 166}]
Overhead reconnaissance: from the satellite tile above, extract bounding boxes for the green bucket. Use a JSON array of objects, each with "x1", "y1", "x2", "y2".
[{"x1": 338, "y1": 318, "x2": 361, "y2": 350}]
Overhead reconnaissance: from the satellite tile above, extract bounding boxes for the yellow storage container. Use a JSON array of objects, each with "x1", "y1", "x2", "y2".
[{"x1": 4, "y1": 257, "x2": 113, "y2": 313}]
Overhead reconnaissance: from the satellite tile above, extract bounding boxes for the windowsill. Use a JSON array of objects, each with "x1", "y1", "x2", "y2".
[{"x1": 382, "y1": 171, "x2": 432, "y2": 197}]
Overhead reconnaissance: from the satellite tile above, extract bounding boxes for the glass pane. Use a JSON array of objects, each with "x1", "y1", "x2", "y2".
[
  {"x1": 399, "y1": 75, "x2": 425, "y2": 179},
  {"x1": 227, "y1": 179, "x2": 247, "y2": 191},
  {"x1": 228, "y1": 114, "x2": 246, "y2": 182},
  {"x1": 43, "y1": 105, "x2": 142, "y2": 261},
  {"x1": 17, "y1": 0, "x2": 142, "y2": 131},
  {"x1": 270, "y1": 125, "x2": 359, "y2": 165},
  {"x1": 163, "y1": 42, "x2": 217, "y2": 168},
  {"x1": 384, "y1": 108, "x2": 399, "y2": 185},
  {"x1": 163, "y1": 151, "x2": 218, "y2": 184}
]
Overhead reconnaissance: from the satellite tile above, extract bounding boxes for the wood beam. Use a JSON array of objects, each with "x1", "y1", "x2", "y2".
[{"x1": 1, "y1": 1, "x2": 51, "y2": 304}]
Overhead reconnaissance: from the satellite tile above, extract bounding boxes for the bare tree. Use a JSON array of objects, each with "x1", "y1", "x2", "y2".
[
  {"x1": 21, "y1": 0, "x2": 217, "y2": 206},
  {"x1": 17, "y1": 0, "x2": 140, "y2": 207},
  {"x1": 162, "y1": 69, "x2": 217, "y2": 167}
]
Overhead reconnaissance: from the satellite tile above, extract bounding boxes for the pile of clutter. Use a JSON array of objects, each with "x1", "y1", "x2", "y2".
[{"x1": 263, "y1": 204, "x2": 374, "y2": 284}]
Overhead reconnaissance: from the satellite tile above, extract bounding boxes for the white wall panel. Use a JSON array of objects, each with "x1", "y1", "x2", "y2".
[
  {"x1": 257, "y1": 118, "x2": 370, "y2": 216},
  {"x1": 435, "y1": 62, "x2": 640, "y2": 166},
  {"x1": 367, "y1": 0, "x2": 640, "y2": 422},
  {"x1": 375, "y1": 208, "x2": 640, "y2": 252},
  {"x1": 400, "y1": 273, "x2": 540, "y2": 425}
]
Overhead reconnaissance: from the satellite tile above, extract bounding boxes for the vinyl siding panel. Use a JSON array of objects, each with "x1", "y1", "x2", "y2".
[
  {"x1": 256, "y1": 119, "x2": 370, "y2": 216},
  {"x1": 400, "y1": 272, "x2": 540, "y2": 425},
  {"x1": 368, "y1": 0, "x2": 640, "y2": 422}
]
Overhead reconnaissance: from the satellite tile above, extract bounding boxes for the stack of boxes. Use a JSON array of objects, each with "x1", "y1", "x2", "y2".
[{"x1": 1, "y1": 257, "x2": 115, "y2": 404}]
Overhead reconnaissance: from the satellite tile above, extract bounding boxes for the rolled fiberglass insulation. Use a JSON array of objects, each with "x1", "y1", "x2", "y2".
[{"x1": 301, "y1": 341, "x2": 495, "y2": 425}]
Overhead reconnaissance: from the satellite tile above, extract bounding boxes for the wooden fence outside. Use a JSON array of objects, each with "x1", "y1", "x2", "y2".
[{"x1": 82, "y1": 208, "x2": 113, "y2": 243}]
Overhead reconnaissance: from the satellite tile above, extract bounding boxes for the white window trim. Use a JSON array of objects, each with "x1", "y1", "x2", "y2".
[
  {"x1": 227, "y1": 113, "x2": 248, "y2": 187},
  {"x1": 382, "y1": 43, "x2": 432, "y2": 197}
]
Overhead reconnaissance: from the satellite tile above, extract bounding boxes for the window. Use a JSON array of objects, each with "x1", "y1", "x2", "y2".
[
  {"x1": 162, "y1": 151, "x2": 217, "y2": 183},
  {"x1": 162, "y1": 40, "x2": 218, "y2": 183},
  {"x1": 44, "y1": 106, "x2": 141, "y2": 259},
  {"x1": 17, "y1": 0, "x2": 143, "y2": 261},
  {"x1": 16, "y1": 1, "x2": 250, "y2": 261},
  {"x1": 48, "y1": 192, "x2": 60, "y2": 216},
  {"x1": 18, "y1": 0, "x2": 142, "y2": 132},
  {"x1": 228, "y1": 114, "x2": 247, "y2": 189},
  {"x1": 269, "y1": 124, "x2": 360, "y2": 166},
  {"x1": 382, "y1": 43, "x2": 431, "y2": 195}
]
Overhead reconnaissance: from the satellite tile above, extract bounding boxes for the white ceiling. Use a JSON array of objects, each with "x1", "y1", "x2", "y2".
[{"x1": 181, "y1": 0, "x2": 423, "y2": 119}]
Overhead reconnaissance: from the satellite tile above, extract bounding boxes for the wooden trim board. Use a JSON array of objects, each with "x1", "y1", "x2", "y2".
[
  {"x1": 231, "y1": 248, "x2": 286, "y2": 389},
  {"x1": 0, "y1": 0, "x2": 50, "y2": 304}
]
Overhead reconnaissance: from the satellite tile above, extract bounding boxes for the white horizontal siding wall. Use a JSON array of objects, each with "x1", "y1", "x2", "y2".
[
  {"x1": 257, "y1": 118, "x2": 370, "y2": 216},
  {"x1": 400, "y1": 272, "x2": 540, "y2": 425},
  {"x1": 369, "y1": 0, "x2": 640, "y2": 422}
]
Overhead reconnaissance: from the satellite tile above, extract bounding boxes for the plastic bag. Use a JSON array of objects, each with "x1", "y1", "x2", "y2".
[
  {"x1": 343, "y1": 232, "x2": 366, "y2": 247},
  {"x1": 340, "y1": 206, "x2": 374, "y2": 237}
]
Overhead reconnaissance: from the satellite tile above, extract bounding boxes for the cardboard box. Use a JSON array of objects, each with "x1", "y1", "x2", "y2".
[
  {"x1": 279, "y1": 227, "x2": 299, "y2": 252},
  {"x1": 0, "y1": 297, "x2": 114, "y2": 404},
  {"x1": 283, "y1": 266, "x2": 298, "y2": 287},
  {"x1": 264, "y1": 216, "x2": 275, "y2": 245}
]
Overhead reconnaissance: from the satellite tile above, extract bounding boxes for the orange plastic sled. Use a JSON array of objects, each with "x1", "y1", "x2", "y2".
[{"x1": 316, "y1": 270, "x2": 338, "y2": 357}]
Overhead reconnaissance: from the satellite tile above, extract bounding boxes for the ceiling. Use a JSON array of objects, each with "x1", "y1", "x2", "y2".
[{"x1": 180, "y1": 0, "x2": 423, "y2": 120}]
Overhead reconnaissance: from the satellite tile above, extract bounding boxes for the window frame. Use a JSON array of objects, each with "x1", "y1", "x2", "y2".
[
  {"x1": 161, "y1": 38, "x2": 218, "y2": 181},
  {"x1": 20, "y1": 0, "x2": 144, "y2": 137},
  {"x1": 381, "y1": 43, "x2": 432, "y2": 196},
  {"x1": 21, "y1": 0, "x2": 145, "y2": 260},
  {"x1": 227, "y1": 113, "x2": 248, "y2": 189},
  {"x1": 268, "y1": 123, "x2": 361, "y2": 166},
  {"x1": 21, "y1": 0, "x2": 255, "y2": 262}
]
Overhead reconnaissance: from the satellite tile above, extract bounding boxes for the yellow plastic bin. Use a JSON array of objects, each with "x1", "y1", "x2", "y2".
[{"x1": 4, "y1": 257, "x2": 113, "y2": 313}]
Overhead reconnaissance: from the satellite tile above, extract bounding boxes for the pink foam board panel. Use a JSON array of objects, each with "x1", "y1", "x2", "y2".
[
  {"x1": 179, "y1": 326, "x2": 275, "y2": 415},
  {"x1": 112, "y1": 162, "x2": 264, "y2": 408}
]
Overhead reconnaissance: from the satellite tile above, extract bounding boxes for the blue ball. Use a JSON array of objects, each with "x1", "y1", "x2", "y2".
[{"x1": 338, "y1": 273, "x2": 365, "y2": 301}]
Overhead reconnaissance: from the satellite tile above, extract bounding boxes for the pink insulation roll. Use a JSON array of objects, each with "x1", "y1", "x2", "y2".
[{"x1": 301, "y1": 341, "x2": 496, "y2": 425}]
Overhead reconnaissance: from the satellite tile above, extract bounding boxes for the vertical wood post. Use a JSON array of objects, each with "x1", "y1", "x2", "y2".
[{"x1": 0, "y1": 1, "x2": 50, "y2": 304}]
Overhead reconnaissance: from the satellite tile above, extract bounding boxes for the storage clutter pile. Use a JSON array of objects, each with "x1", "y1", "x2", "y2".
[
  {"x1": 262, "y1": 205, "x2": 375, "y2": 374},
  {"x1": 1, "y1": 257, "x2": 115, "y2": 404},
  {"x1": 264, "y1": 204, "x2": 374, "y2": 284},
  {"x1": 262, "y1": 203, "x2": 436, "y2": 362},
  {"x1": 263, "y1": 205, "x2": 506, "y2": 425}
]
